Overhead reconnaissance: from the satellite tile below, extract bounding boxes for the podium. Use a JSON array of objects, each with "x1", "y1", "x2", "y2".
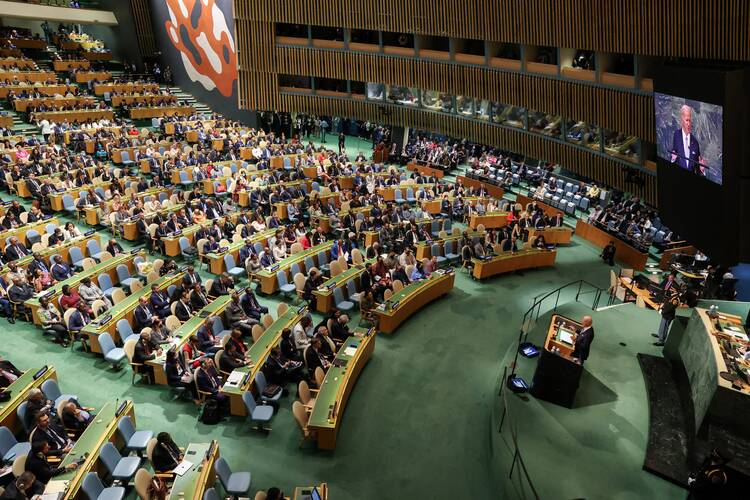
[{"x1": 530, "y1": 315, "x2": 584, "y2": 408}]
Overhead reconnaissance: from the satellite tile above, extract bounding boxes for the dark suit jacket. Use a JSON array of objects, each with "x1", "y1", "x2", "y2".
[
  {"x1": 190, "y1": 290, "x2": 209, "y2": 311},
  {"x1": 182, "y1": 272, "x2": 202, "y2": 288},
  {"x1": 51, "y1": 263, "x2": 72, "y2": 281},
  {"x1": 671, "y1": 129, "x2": 703, "y2": 174},
  {"x1": 68, "y1": 310, "x2": 89, "y2": 332},
  {"x1": 571, "y1": 326, "x2": 595, "y2": 362},
  {"x1": 304, "y1": 346, "x2": 325, "y2": 376},
  {"x1": 134, "y1": 304, "x2": 156, "y2": 331},
  {"x1": 5, "y1": 243, "x2": 29, "y2": 261},
  {"x1": 174, "y1": 301, "x2": 193, "y2": 322}
]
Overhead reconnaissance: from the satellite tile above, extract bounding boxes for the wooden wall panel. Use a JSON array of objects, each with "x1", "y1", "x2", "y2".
[
  {"x1": 273, "y1": 93, "x2": 656, "y2": 203},
  {"x1": 237, "y1": 0, "x2": 750, "y2": 61},
  {"x1": 269, "y1": 47, "x2": 653, "y2": 138},
  {"x1": 130, "y1": 0, "x2": 157, "y2": 57}
]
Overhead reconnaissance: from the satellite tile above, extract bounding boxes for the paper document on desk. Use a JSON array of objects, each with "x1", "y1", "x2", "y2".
[
  {"x1": 44, "y1": 480, "x2": 69, "y2": 494},
  {"x1": 173, "y1": 460, "x2": 193, "y2": 476},
  {"x1": 226, "y1": 371, "x2": 244, "y2": 385},
  {"x1": 344, "y1": 346, "x2": 357, "y2": 357}
]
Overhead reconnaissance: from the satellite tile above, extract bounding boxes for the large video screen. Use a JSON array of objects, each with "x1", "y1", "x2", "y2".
[{"x1": 655, "y1": 93, "x2": 723, "y2": 185}]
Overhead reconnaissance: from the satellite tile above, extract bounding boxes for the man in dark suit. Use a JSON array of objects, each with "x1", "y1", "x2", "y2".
[
  {"x1": 134, "y1": 296, "x2": 157, "y2": 331},
  {"x1": 149, "y1": 285, "x2": 171, "y2": 318},
  {"x1": 182, "y1": 266, "x2": 202, "y2": 289},
  {"x1": 5, "y1": 237, "x2": 29, "y2": 261},
  {"x1": 50, "y1": 256, "x2": 72, "y2": 281},
  {"x1": 27, "y1": 253, "x2": 50, "y2": 277},
  {"x1": 304, "y1": 337, "x2": 330, "y2": 378},
  {"x1": 670, "y1": 104, "x2": 705, "y2": 175},
  {"x1": 173, "y1": 292, "x2": 193, "y2": 322},
  {"x1": 190, "y1": 283, "x2": 209, "y2": 311},
  {"x1": 240, "y1": 289, "x2": 267, "y2": 320},
  {"x1": 571, "y1": 316, "x2": 595, "y2": 364},
  {"x1": 68, "y1": 303, "x2": 91, "y2": 337}
]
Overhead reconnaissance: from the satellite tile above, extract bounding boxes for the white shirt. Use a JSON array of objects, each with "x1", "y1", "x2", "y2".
[{"x1": 682, "y1": 131, "x2": 691, "y2": 166}]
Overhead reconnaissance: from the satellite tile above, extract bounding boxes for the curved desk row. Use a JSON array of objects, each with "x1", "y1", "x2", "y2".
[
  {"x1": 0, "y1": 366, "x2": 57, "y2": 434},
  {"x1": 472, "y1": 249, "x2": 557, "y2": 280},
  {"x1": 308, "y1": 330, "x2": 375, "y2": 449},
  {"x1": 373, "y1": 270, "x2": 456, "y2": 334}
]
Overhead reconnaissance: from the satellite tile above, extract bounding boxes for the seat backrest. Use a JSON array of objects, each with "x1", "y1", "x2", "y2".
[
  {"x1": 117, "y1": 415, "x2": 135, "y2": 441},
  {"x1": 145, "y1": 438, "x2": 157, "y2": 464},
  {"x1": 99, "y1": 442, "x2": 120, "y2": 474},
  {"x1": 241, "y1": 392, "x2": 257, "y2": 414},
  {"x1": 276, "y1": 270, "x2": 288, "y2": 286},
  {"x1": 251, "y1": 324, "x2": 264, "y2": 343},
  {"x1": 332, "y1": 287, "x2": 345, "y2": 304},
  {"x1": 134, "y1": 468, "x2": 153, "y2": 500},
  {"x1": 117, "y1": 319, "x2": 133, "y2": 338},
  {"x1": 293, "y1": 272, "x2": 306, "y2": 291},
  {"x1": 87, "y1": 239, "x2": 101, "y2": 255},
  {"x1": 211, "y1": 317, "x2": 225, "y2": 335},
  {"x1": 254, "y1": 371, "x2": 267, "y2": 392},
  {"x1": 98, "y1": 333, "x2": 115, "y2": 354},
  {"x1": 0, "y1": 426, "x2": 17, "y2": 454},
  {"x1": 69, "y1": 247, "x2": 84, "y2": 263},
  {"x1": 116, "y1": 264, "x2": 130, "y2": 281},
  {"x1": 346, "y1": 279, "x2": 357, "y2": 297},
  {"x1": 317, "y1": 251, "x2": 328, "y2": 265},
  {"x1": 97, "y1": 273, "x2": 112, "y2": 290},
  {"x1": 214, "y1": 457, "x2": 231, "y2": 486},
  {"x1": 224, "y1": 253, "x2": 235, "y2": 269},
  {"x1": 82, "y1": 472, "x2": 104, "y2": 500},
  {"x1": 204, "y1": 488, "x2": 221, "y2": 500},
  {"x1": 292, "y1": 401, "x2": 309, "y2": 429},
  {"x1": 298, "y1": 381, "x2": 312, "y2": 405},
  {"x1": 40, "y1": 379, "x2": 61, "y2": 401},
  {"x1": 12, "y1": 454, "x2": 27, "y2": 478},
  {"x1": 314, "y1": 366, "x2": 325, "y2": 387}
]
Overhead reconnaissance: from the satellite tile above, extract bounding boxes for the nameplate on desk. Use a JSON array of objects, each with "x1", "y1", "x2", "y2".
[
  {"x1": 33, "y1": 365, "x2": 49, "y2": 380},
  {"x1": 130, "y1": 249, "x2": 140, "y2": 254},
  {"x1": 174, "y1": 229, "x2": 182, "y2": 236},
  {"x1": 116, "y1": 400, "x2": 128, "y2": 417},
  {"x1": 199, "y1": 310, "x2": 210, "y2": 318},
  {"x1": 390, "y1": 301, "x2": 399, "y2": 310},
  {"x1": 269, "y1": 264, "x2": 280, "y2": 272},
  {"x1": 83, "y1": 228, "x2": 95, "y2": 236},
  {"x1": 1, "y1": 201, "x2": 11, "y2": 206},
  {"x1": 296, "y1": 304, "x2": 307, "y2": 315},
  {"x1": 42, "y1": 214, "x2": 53, "y2": 220},
  {"x1": 327, "y1": 283, "x2": 336, "y2": 290}
]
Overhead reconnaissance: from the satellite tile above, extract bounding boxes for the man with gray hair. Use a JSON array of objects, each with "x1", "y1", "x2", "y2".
[{"x1": 670, "y1": 104, "x2": 705, "y2": 175}]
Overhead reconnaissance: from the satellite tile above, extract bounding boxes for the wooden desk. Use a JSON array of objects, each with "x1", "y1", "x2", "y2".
[
  {"x1": 472, "y1": 249, "x2": 557, "y2": 280},
  {"x1": 94, "y1": 83, "x2": 159, "y2": 95},
  {"x1": 456, "y1": 175, "x2": 507, "y2": 199},
  {"x1": 161, "y1": 214, "x2": 241, "y2": 257},
  {"x1": 659, "y1": 245, "x2": 696, "y2": 270},
  {"x1": 575, "y1": 219, "x2": 649, "y2": 271},
  {"x1": 26, "y1": 252, "x2": 140, "y2": 325},
  {"x1": 221, "y1": 306, "x2": 306, "y2": 416},
  {"x1": 0, "y1": 84, "x2": 75, "y2": 98},
  {"x1": 374, "y1": 270, "x2": 455, "y2": 334},
  {"x1": 0, "y1": 59, "x2": 36, "y2": 70},
  {"x1": 74, "y1": 71, "x2": 111, "y2": 83},
  {"x1": 312, "y1": 258, "x2": 375, "y2": 313},
  {"x1": 50, "y1": 401, "x2": 134, "y2": 500},
  {"x1": 81, "y1": 273, "x2": 184, "y2": 353},
  {"x1": 53, "y1": 60, "x2": 90, "y2": 71},
  {"x1": 33, "y1": 109, "x2": 114, "y2": 123},
  {"x1": 129, "y1": 106, "x2": 195, "y2": 119},
  {"x1": 0, "y1": 216, "x2": 58, "y2": 247},
  {"x1": 111, "y1": 95, "x2": 178, "y2": 107},
  {"x1": 469, "y1": 211, "x2": 509, "y2": 229},
  {"x1": 147, "y1": 297, "x2": 233, "y2": 385},
  {"x1": 168, "y1": 442, "x2": 219, "y2": 500},
  {"x1": 0, "y1": 366, "x2": 57, "y2": 434},
  {"x1": 0, "y1": 70, "x2": 54, "y2": 82},
  {"x1": 254, "y1": 241, "x2": 333, "y2": 294},
  {"x1": 0, "y1": 115, "x2": 12, "y2": 128},
  {"x1": 527, "y1": 227, "x2": 573, "y2": 245},
  {"x1": 309, "y1": 331, "x2": 375, "y2": 449},
  {"x1": 205, "y1": 228, "x2": 275, "y2": 275},
  {"x1": 377, "y1": 184, "x2": 434, "y2": 202},
  {"x1": 14, "y1": 96, "x2": 95, "y2": 112},
  {"x1": 414, "y1": 232, "x2": 481, "y2": 260},
  {"x1": 407, "y1": 160, "x2": 445, "y2": 178},
  {"x1": 421, "y1": 196, "x2": 487, "y2": 216},
  {"x1": 0, "y1": 38, "x2": 46, "y2": 50},
  {"x1": 530, "y1": 315, "x2": 584, "y2": 408},
  {"x1": 516, "y1": 194, "x2": 564, "y2": 218}
]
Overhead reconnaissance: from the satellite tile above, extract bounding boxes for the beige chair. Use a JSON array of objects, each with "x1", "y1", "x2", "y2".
[
  {"x1": 165, "y1": 315, "x2": 182, "y2": 332},
  {"x1": 293, "y1": 272, "x2": 306, "y2": 301},
  {"x1": 31, "y1": 242, "x2": 44, "y2": 253},
  {"x1": 196, "y1": 238, "x2": 208, "y2": 267},
  {"x1": 251, "y1": 324, "x2": 264, "y2": 343},
  {"x1": 98, "y1": 250, "x2": 113, "y2": 262},
  {"x1": 298, "y1": 380, "x2": 318, "y2": 411},
  {"x1": 277, "y1": 302, "x2": 289, "y2": 317},
  {"x1": 215, "y1": 350, "x2": 230, "y2": 380},
  {"x1": 111, "y1": 288, "x2": 127, "y2": 304},
  {"x1": 193, "y1": 368, "x2": 212, "y2": 403},
  {"x1": 90, "y1": 299, "x2": 107, "y2": 317},
  {"x1": 12, "y1": 454, "x2": 26, "y2": 477},
  {"x1": 383, "y1": 289, "x2": 393, "y2": 301},
  {"x1": 81, "y1": 257, "x2": 96, "y2": 270},
  {"x1": 292, "y1": 401, "x2": 315, "y2": 448},
  {"x1": 134, "y1": 468, "x2": 153, "y2": 500},
  {"x1": 635, "y1": 296, "x2": 647, "y2": 308},
  {"x1": 129, "y1": 281, "x2": 143, "y2": 294},
  {"x1": 170, "y1": 301, "x2": 178, "y2": 316},
  {"x1": 124, "y1": 339, "x2": 151, "y2": 385},
  {"x1": 351, "y1": 248, "x2": 363, "y2": 265},
  {"x1": 476, "y1": 223, "x2": 486, "y2": 232},
  {"x1": 290, "y1": 242, "x2": 303, "y2": 254},
  {"x1": 337, "y1": 256, "x2": 348, "y2": 271},
  {"x1": 620, "y1": 268, "x2": 635, "y2": 279},
  {"x1": 262, "y1": 314, "x2": 274, "y2": 329},
  {"x1": 254, "y1": 492, "x2": 267, "y2": 500},
  {"x1": 152, "y1": 259, "x2": 164, "y2": 274},
  {"x1": 314, "y1": 366, "x2": 325, "y2": 387},
  {"x1": 438, "y1": 230, "x2": 448, "y2": 239},
  {"x1": 392, "y1": 280, "x2": 404, "y2": 293},
  {"x1": 204, "y1": 279, "x2": 214, "y2": 296},
  {"x1": 329, "y1": 260, "x2": 341, "y2": 277},
  {"x1": 146, "y1": 270, "x2": 159, "y2": 283},
  {"x1": 452, "y1": 227, "x2": 461, "y2": 236}
]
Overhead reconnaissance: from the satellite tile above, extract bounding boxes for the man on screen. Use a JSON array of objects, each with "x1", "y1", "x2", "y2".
[{"x1": 670, "y1": 105, "x2": 706, "y2": 176}]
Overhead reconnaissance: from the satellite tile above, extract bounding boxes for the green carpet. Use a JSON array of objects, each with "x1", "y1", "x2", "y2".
[{"x1": 0, "y1": 144, "x2": 684, "y2": 498}]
